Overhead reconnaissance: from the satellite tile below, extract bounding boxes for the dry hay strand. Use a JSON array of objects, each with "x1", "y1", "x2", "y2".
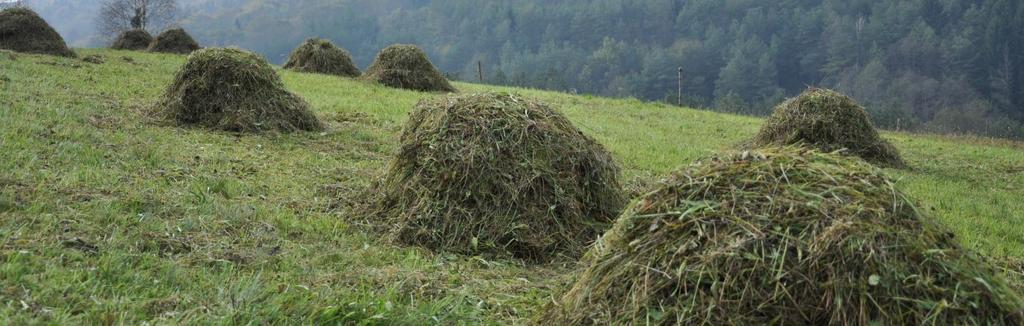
[
  {"x1": 111, "y1": 29, "x2": 153, "y2": 51},
  {"x1": 154, "y1": 47, "x2": 323, "y2": 133},
  {"x1": 750, "y1": 88, "x2": 906, "y2": 168},
  {"x1": 283, "y1": 38, "x2": 360, "y2": 77},
  {"x1": 537, "y1": 147, "x2": 1023, "y2": 325},
  {"x1": 362, "y1": 44, "x2": 455, "y2": 92},
  {"x1": 0, "y1": 7, "x2": 76, "y2": 57},
  {"x1": 147, "y1": 28, "x2": 199, "y2": 54},
  {"x1": 366, "y1": 92, "x2": 625, "y2": 261}
]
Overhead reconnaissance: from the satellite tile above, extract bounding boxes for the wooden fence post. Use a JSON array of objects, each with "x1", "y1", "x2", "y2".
[
  {"x1": 477, "y1": 61, "x2": 484, "y2": 82},
  {"x1": 677, "y1": 66, "x2": 683, "y2": 106}
]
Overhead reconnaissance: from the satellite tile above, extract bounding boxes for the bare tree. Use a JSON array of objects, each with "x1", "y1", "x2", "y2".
[
  {"x1": 96, "y1": 0, "x2": 177, "y2": 38},
  {"x1": 0, "y1": 0, "x2": 26, "y2": 9}
]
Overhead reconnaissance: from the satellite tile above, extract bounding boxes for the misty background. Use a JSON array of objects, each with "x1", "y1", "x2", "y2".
[{"x1": 18, "y1": 0, "x2": 1024, "y2": 139}]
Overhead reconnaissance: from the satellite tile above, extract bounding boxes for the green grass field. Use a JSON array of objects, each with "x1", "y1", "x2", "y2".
[{"x1": 1, "y1": 49, "x2": 1022, "y2": 324}]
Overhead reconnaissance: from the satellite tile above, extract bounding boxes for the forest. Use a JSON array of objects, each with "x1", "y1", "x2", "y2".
[{"x1": 20, "y1": 0, "x2": 1024, "y2": 139}]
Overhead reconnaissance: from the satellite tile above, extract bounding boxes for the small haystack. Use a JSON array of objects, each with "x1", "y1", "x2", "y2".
[
  {"x1": 538, "y1": 147, "x2": 1023, "y2": 325},
  {"x1": 111, "y1": 29, "x2": 153, "y2": 51},
  {"x1": 750, "y1": 88, "x2": 905, "y2": 167},
  {"x1": 0, "y1": 7, "x2": 75, "y2": 57},
  {"x1": 147, "y1": 28, "x2": 199, "y2": 54},
  {"x1": 155, "y1": 47, "x2": 323, "y2": 133},
  {"x1": 362, "y1": 44, "x2": 455, "y2": 92},
  {"x1": 367, "y1": 92, "x2": 625, "y2": 261},
  {"x1": 81, "y1": 54, "x2": 105, "y2": 64},
  {"x1": 283, "y1": 38, "x2": 360, "y2": 77}
]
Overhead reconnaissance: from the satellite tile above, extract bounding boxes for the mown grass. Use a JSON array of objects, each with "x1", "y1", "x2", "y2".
[{"x1": 0, "y1": 49, "x2": 1022, "y2": 324}]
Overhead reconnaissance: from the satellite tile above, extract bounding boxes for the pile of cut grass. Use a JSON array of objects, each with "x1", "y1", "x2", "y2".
[
  {"x1": 154, "y1": 47, "x2": 323, "y2": 133},
  {"x1": 750, "y1": 88, "x2": 905, "y2": 167},
  {"x1": 147, "y1": 28, "x2": 199, "y2": 54},
  {"x1": 538, "y1": 147, "x2": 1022, "y2": 324},
  {"x1": 283, "y1": 38, "x2": 360, "y2": 77},
  {"x1": 362, "y1": 44, "x2": 455, "y2": 92},
  {"x1": 0, "y1": 7, "x2": 75, "y2": 57},
  {"x1": 366, "y1": 92, "x2": 625, "y2": 261},
  {"x1": 111, "y1": 29, "x2": 153, "y2": 51}
]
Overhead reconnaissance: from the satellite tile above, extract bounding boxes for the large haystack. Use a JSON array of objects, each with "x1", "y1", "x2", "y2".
[
  {"x1": 147, "y1": 28, "x2": 199, "y2": 54},
  {"x1": 155, "y1": 48, "x2": 323, "y2": 133},
  {"x1": 750, "y1": 88, "x2": 905, "y2": 167},
  {"x1": 0, "y1": 7, "x2": 75, "y2": 57},
  {"x1": 283, "y1": 38, "x2": 360, "y2": 77},
  {"x1": 538, "y1": 147, "x2": 1023, "y2": 325},
  {"x1": 362, "y1": 44, "x2": 455, "y2": 92},
  {"x1": 111, "y1": 29, "x2": 153, "y2": 50},
  {"x1": 367, "y1": 92, "x2": 625, "y2": 261}
]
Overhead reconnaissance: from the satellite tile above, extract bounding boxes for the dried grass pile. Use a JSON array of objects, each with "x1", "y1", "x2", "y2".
[
  {"x1": 81, "y1": 54, "x2": 105, "y2": 64},
  {"x1": 283, "y1": 38, "x2": 360, "y2": 77},
  {"x1": 155, "y1": 47, "x2": 323, "y2": 133},
  {"x1": 147, "y1": 28, "x2": 199, "y2": 54},
  {"x1": 751, "y1": 88, "x2": 905, "y2": 168},
  {"x1": 111, "y1": 29, "x2": 152, "y2": 51},
  {"x1": 362, "y1": 44, "x2": 455, "y2": 92},
  {"x1": 0, "y1": 7, "x2": 75, "y2": 57},
  {"x1": 367, "y1": 92, "x2": 625, "y2": 261},
  {"x1": 538, "y1": 147, "x2": 1023, "y2": 325}
]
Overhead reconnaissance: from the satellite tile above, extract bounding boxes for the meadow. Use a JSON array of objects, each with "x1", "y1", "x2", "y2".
[{"x1": 1, "y1": 49, "x2": 1022, "y2": 324}]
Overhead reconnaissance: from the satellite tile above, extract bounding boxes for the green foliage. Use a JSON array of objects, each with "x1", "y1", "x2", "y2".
[
  {"x1": 367, "y1": 92, "x2": 625, "y2": 261},
  {"x1": 283, "y1": 38, "x2": 360, "y2": 77},
  {"x1": 714, "y1": 37, "x2": 784, "y2": 113},
  {"x1": 539, "y1": 147, "x2": 1023, "y2": 325},
  {"x1": 0, "y1": 7, "x2": 75, "y2": 57},
  {"x1": 927, "y1": 103, "x2": 1024, "y2": 140},
  {"x1": 155, "y1": 47, "x2": 323, "y2": 133}
]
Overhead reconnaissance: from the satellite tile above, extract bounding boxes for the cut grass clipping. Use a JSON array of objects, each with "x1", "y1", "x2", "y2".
[
  {"x1": 283, "y1": 38, "x2": 360, "y2": 77},
  {"x1": 148, "y1": 28, "x2": 200, "y2": 54},
  {"x1": 155, "y1": 47, "x2": 323, "y2": 133},
  {"x1": 362, "y1": 44, "x2": 456, "y2": 92},
  {"x1": 111, "y1": 29, "x2": 153, "y2": 51},
  {"x1": 367, "y1": 92, "x2": 625, "y2": 261},
  {"x1": 0, "y1": 7, "x2": 76, "y2": 57},
  {"x1": 538, "y1": 147, "x2": 1023, "y2": 325},
  {"x1": 751, "y1": 88, "x2": 906, "y2": 168}
]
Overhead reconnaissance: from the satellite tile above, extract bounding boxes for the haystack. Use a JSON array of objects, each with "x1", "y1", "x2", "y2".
[
  {"x1": 155, "y1": 47, "x2": 323, "y2": 133},
  {"x1": 81, "y1": 54, "x2": 105, "y2": 64},
  {"x1": 750, "y1": 88, "x2": 905, "y2": 167},
  {"x1": 111, "y1": 29, "x2": 152, "y2": 50},
  {"x1": 0, "y1": 7, "x2": 75, "y2": 57},
  {"x1": 362, "y1": 44, "x2": 455, "y2": 92},
  {"x1": 148, "y1": 28, "x2": 199, "y2": 54},
  {"x1": 538, "y1": 147, "x2": 1023, "y2": 325},
  {"x1": 283, "y1": 38, "x2": 360, "y2": 77},
  {"x1": 367, "y1": 92, "x2": 624, "y2": 261}
]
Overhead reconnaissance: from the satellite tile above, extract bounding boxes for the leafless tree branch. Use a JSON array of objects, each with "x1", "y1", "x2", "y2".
[
  {"x1": 0, "y1": 1, "x2": 27, "y2": 9},
  {"x1": 96, "y1": 0, "x2": 177, "y2": 39}
]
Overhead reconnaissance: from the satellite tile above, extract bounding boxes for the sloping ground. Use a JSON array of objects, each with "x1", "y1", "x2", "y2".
[{"x1": 0, "y1": 49, "x2": 1022, "y2": 324}]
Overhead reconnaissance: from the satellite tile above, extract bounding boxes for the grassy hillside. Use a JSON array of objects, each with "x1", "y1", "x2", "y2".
[{"x1": 1, "y1": 49, "x2": 1022, "y2": 324}]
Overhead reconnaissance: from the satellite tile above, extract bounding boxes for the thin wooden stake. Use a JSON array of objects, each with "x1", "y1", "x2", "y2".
[
  {"x1": 478, "y1": 61, "x2": 484, "y2": 82},
  {"x1": 677, "y1": 66, "x2": 683, "y2": 106}
]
